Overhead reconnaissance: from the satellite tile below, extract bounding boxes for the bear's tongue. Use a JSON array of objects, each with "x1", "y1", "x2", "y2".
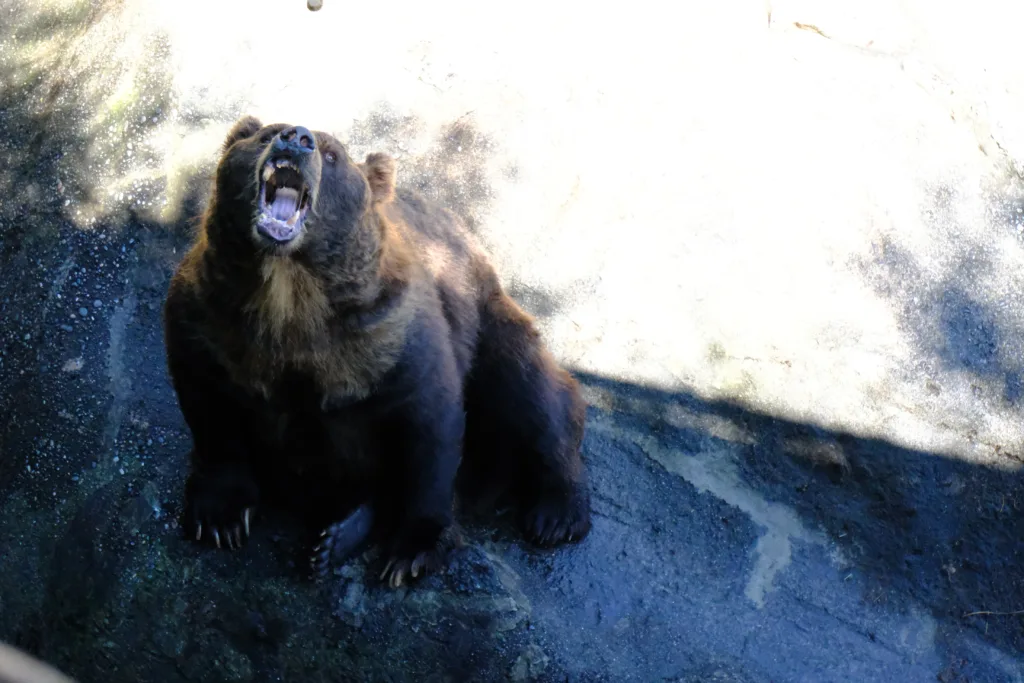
[{"x1": 270, "y1": 187, "x2": 300, "y2": 221}]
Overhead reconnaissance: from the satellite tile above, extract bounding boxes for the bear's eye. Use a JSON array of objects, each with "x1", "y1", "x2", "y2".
[
  {"x1": 324, "y1": 151, "x2": 337, "y2": 165},
  {"x1": 259, "y1": 132, "x2": 273, "y2": 143}
]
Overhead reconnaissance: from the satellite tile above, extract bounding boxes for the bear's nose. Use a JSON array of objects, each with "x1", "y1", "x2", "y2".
[{"x1": 274, "y1": 126, "x2": 315, "y2": 154}]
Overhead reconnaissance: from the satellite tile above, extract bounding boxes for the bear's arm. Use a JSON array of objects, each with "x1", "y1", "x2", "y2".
[
  {"x1": 163, "y1": 288, "x2": 258, "y2": 470},
  {"x1": 372, "y1": 307, "x2": 465, "y2": 560}
]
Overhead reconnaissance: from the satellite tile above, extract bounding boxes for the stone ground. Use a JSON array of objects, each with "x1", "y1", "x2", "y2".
[{"x1": 1, "y1": 0, "x2": 1024, "y2": 681}]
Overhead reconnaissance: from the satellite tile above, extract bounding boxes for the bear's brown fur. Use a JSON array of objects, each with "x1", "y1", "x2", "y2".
[{"x1": 163, "y1": 116, "x2": 590, "y2": 586}]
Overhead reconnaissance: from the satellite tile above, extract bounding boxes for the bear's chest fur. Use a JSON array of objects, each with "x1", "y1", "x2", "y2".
[{"x1": 211, "y1": 257, "x2": 416, "y2": 406}]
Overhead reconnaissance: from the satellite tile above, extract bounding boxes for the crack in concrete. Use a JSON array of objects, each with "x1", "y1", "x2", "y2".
[
  {"x1": 39, "y1": 254, "x2": 75, "y2": 326},
  {"x1": 103, "y1": 289, "x2": 136, "y2": 452},
  {"x1": 789, "y1": 591, "x2": 919, "y2": 660}
]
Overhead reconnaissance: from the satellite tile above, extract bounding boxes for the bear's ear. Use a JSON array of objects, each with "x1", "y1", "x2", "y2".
[
  {"x1": 223, "y1": 115, "x2": 263, "y2": 150},
  {"x1": 361, "y1": 152, "x2": 396, "y2": 204}
]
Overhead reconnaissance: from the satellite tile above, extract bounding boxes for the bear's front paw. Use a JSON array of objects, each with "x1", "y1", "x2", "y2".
[
  {"x1": 379, "y1": 521, "x2": 461, "y2": 588},
  {"x1": 184, "y1": 463, "x2": 259, "y2": 550},
  {"x1": 521, "y1": 482, "x2": 591, "y2": 547}
]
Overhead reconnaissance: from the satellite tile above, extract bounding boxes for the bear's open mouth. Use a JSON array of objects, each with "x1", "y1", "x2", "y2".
[{"x1": 256, "y1": 158, "x2": 311, "y2": 243}]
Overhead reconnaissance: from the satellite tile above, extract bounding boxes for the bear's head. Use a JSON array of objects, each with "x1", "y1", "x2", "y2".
[{"x1": 208, "y1": 115, "x2": 395, "y2": 256}]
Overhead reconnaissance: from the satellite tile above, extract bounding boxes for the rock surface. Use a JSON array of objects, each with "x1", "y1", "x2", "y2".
[{"x1": 1, "y1": 0, "x2": 1023, "y2": 681}]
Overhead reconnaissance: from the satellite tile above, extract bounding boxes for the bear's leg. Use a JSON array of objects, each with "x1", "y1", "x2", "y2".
[
  {"x1": 339, "y1": 314, "x2": 467, "y2": 588},
  {"x1": 465, "y1": 291, "x2": 591, "y2": 547},
  {"x1": 365, "y1": 392, "x2": 464, "y2": 587},
  {"x1": 165, "y1": 308, "x2": 262, "y2": 550}
]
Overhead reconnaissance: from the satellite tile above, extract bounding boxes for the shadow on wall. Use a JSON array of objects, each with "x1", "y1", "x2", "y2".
[
  {"x1": 0, "y1": 1, "x2": 202, "y2": 259},
  {"x1": 0, "y1": 1, "x2": 109, "y2": 264},
  {"x1": 855, "y1": 182, "x2": 1024, "y2": 406},
  {"x1": 573, "y1": 370, "x2": 1024, "y2": 657}
]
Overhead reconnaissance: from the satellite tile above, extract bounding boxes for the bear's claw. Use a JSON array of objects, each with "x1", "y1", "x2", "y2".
[
  {"x1": 193, "y1": 508, "x2": 254, "y2": 551},
  {"x1": 378, "y1": 523, "x2": 461, "y2": 589},
  {"x1": 185, "y1": 465, "x2": 259, "y2": 550},
  {"x1": 521, "y1": 484, "x2": 591, "y2": 548}
]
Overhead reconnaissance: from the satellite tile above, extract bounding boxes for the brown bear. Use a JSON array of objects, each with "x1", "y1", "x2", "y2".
[{"x1": 163, "y1": 116, "x2": 591, "y2": 587}]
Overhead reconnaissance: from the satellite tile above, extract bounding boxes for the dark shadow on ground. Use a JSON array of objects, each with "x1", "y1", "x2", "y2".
[{"x1": 571, "y1": 371, "x2": 1024, "y2": 656}]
